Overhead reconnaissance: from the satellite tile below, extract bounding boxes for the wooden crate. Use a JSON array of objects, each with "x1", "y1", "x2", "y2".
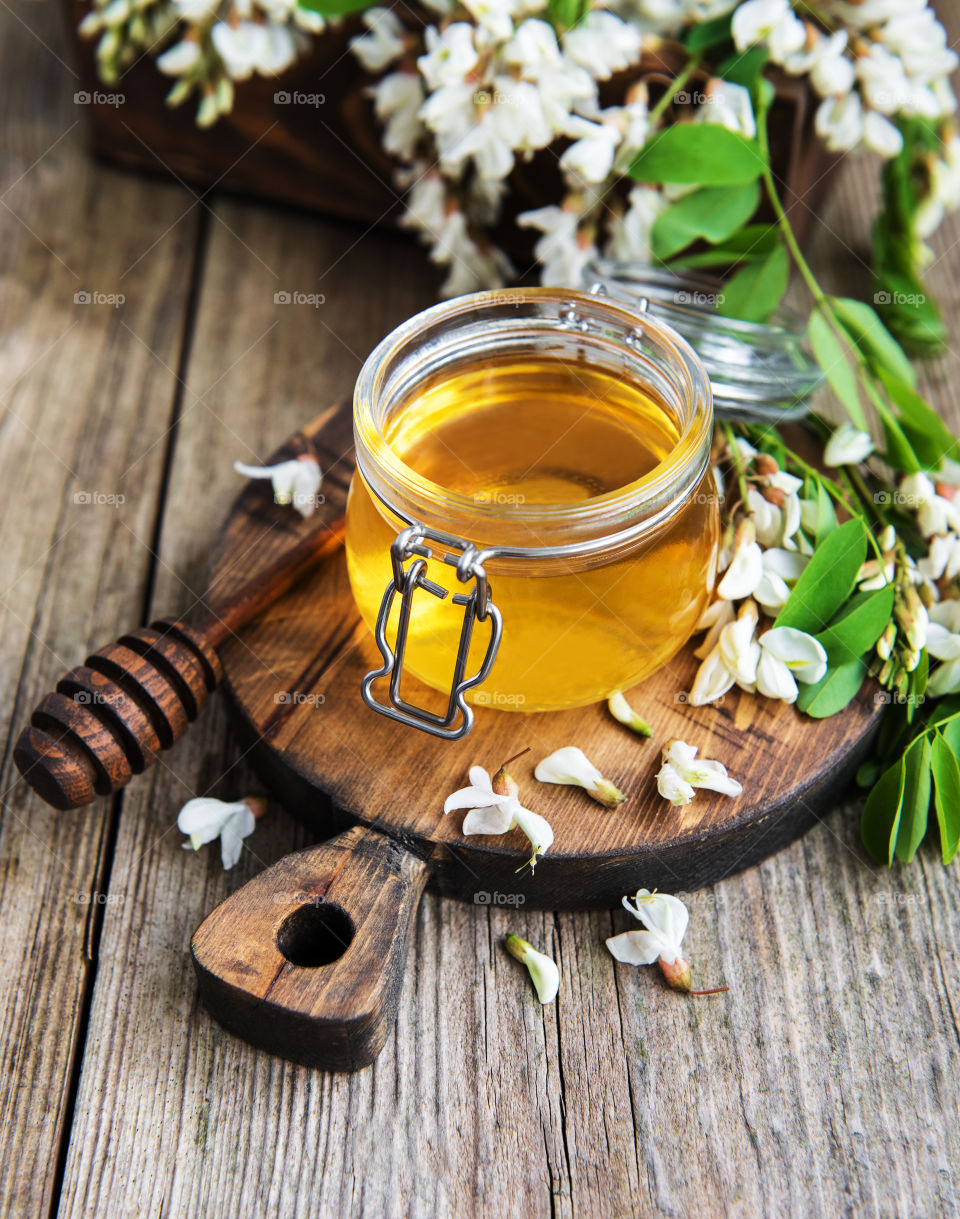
[{"x1": 64, "y1": 0, "x2": 834, "y2": 246}]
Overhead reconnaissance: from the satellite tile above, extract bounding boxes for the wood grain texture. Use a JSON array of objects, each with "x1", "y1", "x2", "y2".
[
  {"x1": 0, "y1": 0, "x2": 202, "y2": 1210},
  {"x1": 3, "y1": 4, "x2": 960, "y2": 1215},
  {"x1": 206, "y1": 403, "x2": 880, "y2": 908},
  {"x1": 192, "y1": 825, "x2": 430, "y2": 1069}
]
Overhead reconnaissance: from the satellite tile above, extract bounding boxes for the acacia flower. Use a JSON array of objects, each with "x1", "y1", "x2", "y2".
[
  {"x1": 178, "y1": 796, "x2": 266, "y2": 870},
  {"x1": 755, "y1": 626, "x2": 828, "y2": 703},
  {"x1": 234, "y1": 454, "x2": 322, "y2": 517},
  {"x1": 754, "y1": 547, "x2": 809, "y2": 614},
  {"x1": 505, "y1": 935, "x2": 560, "y2": 1004},
  {"x1": 444, "y1": 759, "x2": 553, "y2": 872},
  {"x1": 607, "y1": 890, "x2": 689, "y2": 988},
  {"x1": 718, "y1": 599, "x2": 761, "y2": 688},
  {"x1": 534, "y1": 745, "x2": 626, "y2": 807},
  {"x1": 607, "y1": 889, "x2": 729, "y2": 994},
  {"x1": 607, "y1": 690, "x2": 652, "y2": 737},
  {"x1": 693, "y1": 598, "x2": 736, "y2": 660},
  {"x1": 824, "y1": 424, "x2": 875, "y2": 467},
  {"x1": 656, "y1": 739, "x2": 742, "y2": 807},
  {"x1": 716, "y1": 519, "x2": 763, "y2": 601}
]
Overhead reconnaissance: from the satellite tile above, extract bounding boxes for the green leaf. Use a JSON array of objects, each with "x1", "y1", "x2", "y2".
[
  {"x1": 774, "y1": 518, "x2": 867, "y2": 634},
  {"x1": 630, "y1": 124, "x2": 765, "y2": 186},
  {"x1": 894, "y1": 735, "x2": 931, "y2": 862},
  {"x1": 874, "y1": 395, "x2": 921, "y2": 474},
  {"x1": 796, "y1": 658, "x2": 867, "y2": 718},
  {"x1": 816, "y1": 586, "x2": 895, "y2": 666},
  {"x1": 671, "y1": 224, "x2": 779, "y2": 269},
  {"x1": 876, "y1": 368, "x2": 959, "y2": 470},
  {"x1": 651, "y1": 182, "x2": 761, "y2": 260},
  {"x1": 298, "y1": 0, "x2": 376, "y2": 12},
  {"x1": 717, "y1": 244, "x2": 789, "y2": 323},
  {"x1": 814, "y1": 481, "x2": 837, "y2": 546},
  {"x1": 716, "y1": 46, "x2": 769, "y2": 95},
  {"x1": 862, "y1": 755, "x2": 906, "y2": 865},
  {"x1": 547, "y1": 0, "x2": 590, "y2": 29},
  {"x1": 831, "y1": 296, "x2": 915, "y2": 387},
  {"x1": 930, "y1": 733, "x2": 960, "y2": 864},
  {"x1": 685, "y1": 13, "x2": 732, "y2": 51},
  {"x1": 808, "y1": 311, "x2": 867, "y2": 430}
]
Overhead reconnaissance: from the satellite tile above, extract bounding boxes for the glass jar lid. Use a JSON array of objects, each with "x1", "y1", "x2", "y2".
[{"x1": 584, "y1": 261, "x2": 824, "y2": 423}]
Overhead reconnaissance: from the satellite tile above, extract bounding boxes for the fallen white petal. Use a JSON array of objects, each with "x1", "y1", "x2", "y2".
[{"x1": 606, "y1": 929, "x2": 663, "y2": 966}]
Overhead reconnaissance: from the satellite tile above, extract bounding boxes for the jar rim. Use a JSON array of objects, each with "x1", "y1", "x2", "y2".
[{"x1": 353, "y1": 287, "x2": 714, "y2": 555}]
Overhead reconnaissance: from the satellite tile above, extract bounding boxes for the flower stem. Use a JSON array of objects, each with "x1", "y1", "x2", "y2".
[{"x1": 648, "y1": 55, "x2": 703, "y2": 128}]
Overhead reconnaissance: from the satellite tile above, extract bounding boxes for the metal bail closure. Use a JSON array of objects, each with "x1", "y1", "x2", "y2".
[{"x1": 360, "y1": 524, "x2": 503, "y2": 740}]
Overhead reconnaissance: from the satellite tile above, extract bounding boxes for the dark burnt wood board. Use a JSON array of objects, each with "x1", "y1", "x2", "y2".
[{"x1": 208, "y1": 400, "x2": 881, "y2": 911}]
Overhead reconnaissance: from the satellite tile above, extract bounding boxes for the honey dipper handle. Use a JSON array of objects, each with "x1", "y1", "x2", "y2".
[
  {"x1": 190, "y1": 826, "x2": 429, "y2": 1070},
  {"x1": 13, "y1": 520, "x2": 345, "y2": 811}
]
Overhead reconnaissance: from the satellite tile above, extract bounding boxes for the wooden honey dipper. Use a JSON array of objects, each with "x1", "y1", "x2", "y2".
[{"x1": 14, "y1": 517, "x2": 345, "y2": 811}]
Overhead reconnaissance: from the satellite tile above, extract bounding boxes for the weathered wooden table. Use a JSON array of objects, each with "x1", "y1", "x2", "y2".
[{"x1": 2, "y1": 3, "x2": 959, "y2": 1215}]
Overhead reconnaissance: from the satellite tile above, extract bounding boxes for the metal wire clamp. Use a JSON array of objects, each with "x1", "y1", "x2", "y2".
[{"x1": 360, "y1": 524, "x2": 503, "y2": 740}]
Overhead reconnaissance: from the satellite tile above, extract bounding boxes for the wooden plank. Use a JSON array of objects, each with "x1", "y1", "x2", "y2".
[
  {"x1": 55, "y1": 174, "x2": 960, "y2": 1218},
  {"x1": 0, "y1": 2, "x2": 203, "y2": 1213}
]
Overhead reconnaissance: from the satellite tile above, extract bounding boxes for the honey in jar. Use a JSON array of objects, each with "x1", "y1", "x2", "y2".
[{"x1": 347, "y1": 289, "x2": 718, "y2": 736}]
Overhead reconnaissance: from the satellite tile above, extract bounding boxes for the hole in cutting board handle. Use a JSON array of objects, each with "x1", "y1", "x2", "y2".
[
  {"x1": 191, "y1": 825, "x2": 430, "y2": 1070},
  {"x1": 276, "y1": 902, "x2": 354, "y2": 967}
]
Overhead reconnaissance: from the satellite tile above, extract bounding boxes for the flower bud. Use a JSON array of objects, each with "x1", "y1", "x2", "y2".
[
  {"x1": 607, "y1": 690, "x2": 652, "y2": 737},
  {"x1": 658, "y1": 956, "x2": 692, "y2": 992},
  {"x1": 505, "y1": 935, "x2": 560, "y2": 1004}
]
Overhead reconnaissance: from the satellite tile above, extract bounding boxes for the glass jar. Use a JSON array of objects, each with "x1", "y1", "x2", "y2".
[{"x1": 346, "y1": 288, "x2": 718, "y2": 738}]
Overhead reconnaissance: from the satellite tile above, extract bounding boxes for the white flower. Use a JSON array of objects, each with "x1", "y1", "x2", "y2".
[
  {"x1": 732, "y1": 0, "x2": 805, "y2": 62},
  {"x1": 825, "y1": 424, "x2": 875, "y2": 467},
  {"x1": 559, "y1": 116, "x2": 621, "y2": 184},
  {"x1": 461, "y1": 0, "x2": 517, "y2": 42},
  {"x1": 418, "y1": 23, "x2": 478, "y2": 91},
  {"x1": 919, "y1": 533, "x2": 960, "y2": 582},
  {"x1": 400, "y1": 170, "x2": 448, "y2": 237},
  {"x1": 815, "y1": 92, "x2": 864, "y2": 152},
  {"x1": 900, "y1": 472, "x2": 960, "y2": 537},
  {"x1": 535, "y1": 745, "x2": 626, "y2": 807},
  {"x1": 178, "y1": 796, "x2": 261, "y2": 870},
  {"x1": 157, "y1": 40, "x2": 200, "y2": 76},
  {"x1": 562, "y1": 11, "x2": 643, "y2": 79},
  {"x1": 428, "y1": 210, "x2": 513, "y2": 296},
  {"x1": 693, "y1": 597, "x2": 736, "y2": 659},
  {"x1": 718, "y1": 600, "x2": 761, "y2": 688},
  {"x1": 211, "y1": 22, "x2": 297, "y2": 80},
  {"x1": 351, "y1": 7, "x2": 407, "y2": 73},
  {"x1": 809, "y1": 31, "x2": 854, "y2": 98},
  {"x1": 754, "y1": 547, "x2": 808, "y2": 614},
  {"x1": 444, "y1": 764, "x2": 554, "y2": 870},
  {"x1": 607, "y1": 890, "x2": 688, "y2": 965},
  {"x1": 926, "y1": 621, "x2": 960, "y2": 662},
  {"x1": 211, "y1": 22, "x2": 262, "y2": 80},
  {"x1": 234, "y1": 454, "x2": 322, "y2": 517},
  {"x1": 716, "y1": 526, "x2": 763, "y2": 600},
  {"x1": 518, "y1": 205, "x2": 597, "y2": 287},
  {"x1": 603, "y1": 185, "x2": 664, "y2": 264},
  {"x1": 374, "y1": 72, "x2": 425, "y2": 159},
  {"x1": 927, "y1": 600, "x2": 960, "y2": 694},
  {"x1": 505, "y1": 935, "x2": 560, "y2": 1004},
  {"x1": 698, "y1": 78, "x2": 757, "y2": 138},
  {"x1": 656, "y1": 738, "x2": 743, "y2": 806},
  {"x1": 755, "y1": 626, "x2": 828, "y2": 703},
  {"x1": 689, "y1": 643, "x2": 738, "y2": 705},
  {"x1": 863, "y1": 110, "x2": 904, "y2": 158}
]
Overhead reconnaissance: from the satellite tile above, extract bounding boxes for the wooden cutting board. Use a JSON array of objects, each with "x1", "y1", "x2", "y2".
[
  {"x1": 208, "y1": 400, "x2": 880, "y2": 909},
  {"x1": 190, "y1": 400, "x2": 880, "y2": 1070}
]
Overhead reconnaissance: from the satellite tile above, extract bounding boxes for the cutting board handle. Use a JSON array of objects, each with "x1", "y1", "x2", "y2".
[{"x1": 190, "y1": 824, "x2": 428, "y2": 1071}]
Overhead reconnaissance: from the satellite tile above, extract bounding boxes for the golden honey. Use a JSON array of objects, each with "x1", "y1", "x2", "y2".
[{"x1": 347, "y1": 292, "x2": 718, "y2": 718}]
